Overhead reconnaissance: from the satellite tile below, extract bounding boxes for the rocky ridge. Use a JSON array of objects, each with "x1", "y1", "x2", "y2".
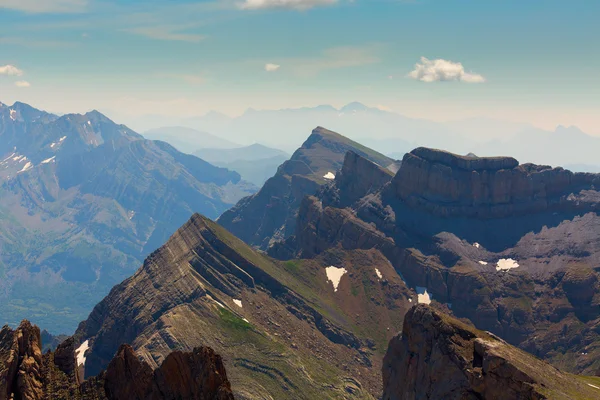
[
  {"x1": 218, "y1": 126, "x2": 396, "y2": 249},
  {"x1": 382, "y1": 305, "x2": 600, "y2": 400},
  {"x1": 75, "y1": 212, "x2": 411, "y2": 399},
  {"x1": 0, "y1": 320, "x2": 234, "y2": 400}
]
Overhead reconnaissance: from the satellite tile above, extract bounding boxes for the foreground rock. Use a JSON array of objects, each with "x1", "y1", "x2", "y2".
[
  {"x1": 382, "y1": 305, "x2": 600, "y2": 400},
  {"x1": 0, "y1": 320, "x2": 234, "y2": 400}
]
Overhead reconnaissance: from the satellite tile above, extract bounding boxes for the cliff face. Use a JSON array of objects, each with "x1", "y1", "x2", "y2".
[
  {"x1": 218, "y1": 127, "x2": 395, "y2": 249},
  {"x1": 0, "y1": 320, "x2": 233, "y2": 400},
  {"x1": 382, "y1": 305, "x2": 600, "y2": 400},
  {"x1": 393, "y1": 147, "x2": 600, "y2": 218}
]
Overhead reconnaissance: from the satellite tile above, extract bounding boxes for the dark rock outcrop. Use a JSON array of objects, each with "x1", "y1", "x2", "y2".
[
  {"x1": 0, "y1": 320, "x2": 234, "y2": 400},
  {"x1": 104, "y1": 345, "x2": 234, "y2": 400},
  {"x1": 382, "y1": 305, "x2": 600, "y2": 400},
  {"x1": 0, "y1": 321, "x2": 44, "y2": 400}
]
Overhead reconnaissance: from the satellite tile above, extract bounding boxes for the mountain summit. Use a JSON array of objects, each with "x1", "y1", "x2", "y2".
[{"x1": 218, "y1": 126, "x2": 397, "y2": 249}]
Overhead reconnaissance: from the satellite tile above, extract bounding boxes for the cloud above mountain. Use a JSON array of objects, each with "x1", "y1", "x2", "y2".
[
  {"x1": 265, "y1": 63, "x2": 281, "y2": 72},
  {"x1": 0, "y1": 65, "x2": 24, "y2": 76},
  {"x1": 14, "y1": 80, "x2": 31, "y2": 87},
  {"x1": 240, "y1": 0, "x2": 337, "y2": 10},
  {"x1": 0, "y1": 0, "x2": 87, "y2": 13},
  {"x1": 408, "y1": 57, "x2": 486, "y2": 83}
]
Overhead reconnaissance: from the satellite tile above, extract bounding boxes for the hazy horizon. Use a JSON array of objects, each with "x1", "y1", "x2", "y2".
[{"x1": 1, "y1": 0, "x2": 598, "y2": 135}]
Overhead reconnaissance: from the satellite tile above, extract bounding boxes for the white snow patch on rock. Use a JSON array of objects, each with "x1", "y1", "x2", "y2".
[
  {"x1": 9, "y1": 109, "x2": 16, "y2": 121},
  {"x1": 18, "y1": 162, "x2": 32, "y2": 173},
  {"x1": 479, "y1": 261, "x2": 488, "y2": 265},
  {"x1": 473, "y1": 242, "x2": 481, "y2": 248},
  {"x1": 326, "y1": 266, "x2": 347, "y2": 292},
  {"x1": 496, "y1": 258, "x2": 519, "y2": 271},
  {"x1": 41, "y1": 156, "x2": 56, "y2": 164},
  {"x1": 75, "y1": 340, "x2": 90, "y2": 367},
  {"x1": 323, "y1": 172, "x2": 335, "y2": 180},
  {"x1": 233, "y1": 299, "x2": 243, "y2": 308},
  {"x1": 375, "y1": 268, "x2": 382, "y2": 280},
  {"x1": 408, "y1": 298, "x2": 413, "y2": 303},
  {"x1": 588, "y1": 383, "x2": 600, "y2": 389},
  {"x1": 416, "y1": 287, "x2": 432, "y2": 305}
]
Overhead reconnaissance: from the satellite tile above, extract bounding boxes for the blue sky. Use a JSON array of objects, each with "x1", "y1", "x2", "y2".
[{"x1": 1, "y1": 0, "x2": 599, "y2": 133}]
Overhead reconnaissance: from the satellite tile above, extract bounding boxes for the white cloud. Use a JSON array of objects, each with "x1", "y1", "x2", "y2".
[
  {"x1": 408, "y1": 57, "x2": 486, "y2": 83},
  {"x1": 265, "y1": 63, "x2": 281, "y2": 72},
  {"x1": 0, "y1": 0, "x2": 87, "y2": 13},
  {"x1": 125, "y1": 26, "x2": 205, "y2": 43},
  {"x1": 15, "y1": 81, "x2": 31, "y2": 88},
  {"x1": 0, "y1": 65, "x2": 24, "y2": 76},
  {"x1": 240, "y1": 0, "x2": 337, "y2": 11}
]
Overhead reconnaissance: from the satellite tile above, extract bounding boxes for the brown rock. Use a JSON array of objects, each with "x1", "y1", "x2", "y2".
[{"x1": 382, "y1": 305, "x2": 600, "y2": 400}]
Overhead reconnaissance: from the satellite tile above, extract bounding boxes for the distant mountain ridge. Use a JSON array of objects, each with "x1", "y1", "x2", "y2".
[
  {"x1": 195, "y1": 144, "x2": 290, "y2": 186},
  {"x1": 0, "y1": 101, "x2": 257, "y2": 333},
  {"x1": 119, "y1": 101, "x2": 600, "y2": 168},
  {"x1": 143, "y1": 126, "x2": 240, "y2": 153}
]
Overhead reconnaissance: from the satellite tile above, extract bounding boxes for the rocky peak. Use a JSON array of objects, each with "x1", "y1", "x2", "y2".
[
  {"x1": 392, "y1": 147, "x2": 600, "y2": 218},
  {"x1": 382, "y1": 305, "x2": 600, "y2": 400},
  {"x1": 0, "y1": 320, "x2": 44, "y2": 400},
  {"x1": 0, "y1": 320, "x2": 234, "y2": 400},
  {"x1": 219, "y1": 126, "x2": 394, "y2": 249}
]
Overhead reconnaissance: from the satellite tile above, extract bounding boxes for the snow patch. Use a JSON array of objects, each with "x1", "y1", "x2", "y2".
[
  {"x1": 326, "y1": 266, "x2": 347, "y2": 292},
  {"x1": 479, "y1": 261, "x2": 488, "y2": 265},
  {"x1": 375, "y1": 268, "x2": 382, "y2": 280},
  {"x1": 233, "y1": 299, "x2": 243, "y2": 308},
  {"x1": 41, "y1": 156, "x2": 56, "y2": 164},
  {"x1": 128, "y1": 210, "x2": 136, "y2": 220},
  {"x1": 408, "y1": 298, "x2": 413, "y2": 303},
  {"x1": 496, "y1": 258, "x2": 519, "y2": 271},
  {"x1": 87, "y1": 121, "x2": 91, "y2": 125},
  {"x1": 323, "y1": 172, "x2": 335, "y2": 180},
  {"x1": 9, "y1": 109, "x2": 16, "y2": 121},
  {"x1": 473, "y1": 242, "x2": 481, "y2": 248},
  {"x1": 18, "y1": 162, "x2": 32, "y2": 173},
  {"x1": 75, "y1": 340, "x2": 89, "y2": 367},
  {"x1": 588, "y1": 383, "x2": 600, "y2": 390},
  {"x1": 416, "y1": 287, "x2": 432, "y2": 305}
]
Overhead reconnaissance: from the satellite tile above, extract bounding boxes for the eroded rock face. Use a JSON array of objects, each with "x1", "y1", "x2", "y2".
[
  {"x1": 0, "y1": 321, "x2": 44, "y2": 400},
  {"x1": 0, "y1": 320, "x2": 234, "y2": 400},
  {"x1": 382, "y1": 305, "x2": 600, "y2": 400},
  {"x1": 393, "y1": 147, "x2": 600, "y2": 218}
]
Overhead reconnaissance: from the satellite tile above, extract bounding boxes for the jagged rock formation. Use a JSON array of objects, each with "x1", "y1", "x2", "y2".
[
  {"x1": 75, "y1": 212, "x2": 410, "y2": 399},
  {"x1": 218, "y1": 127, "x2": 396, "y2": 249},
  {"x1": 0, "y1": 101, "x2": 256, "y2": 334},
  {"x1": 268, "y1": 147, "x2": 600, "y2": 376},
  {"x1": 382, "y1": 305, "x2": 600, "y2": 400},
  {"x1": 0, "y1": 320, "x2": 234, "y2": 400}
]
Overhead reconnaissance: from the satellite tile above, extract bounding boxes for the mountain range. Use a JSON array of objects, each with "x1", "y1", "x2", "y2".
[
  {"x1": 120, "y1": 102, "x2": 600, "y2": 170},
  {"x1": 3, "y1": 109, "x2": 600, "y2": 398},
  {"x1": 0, "y1": 101, "x2": 257, "y2": 334},
  {"x1": 194, "y1": 144, "x2": 290, "y2": 186}
]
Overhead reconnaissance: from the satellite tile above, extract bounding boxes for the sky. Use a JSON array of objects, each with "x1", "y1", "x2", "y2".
[{"x1": 1, "y1": 0, "x2": 599, "y2": 134}]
